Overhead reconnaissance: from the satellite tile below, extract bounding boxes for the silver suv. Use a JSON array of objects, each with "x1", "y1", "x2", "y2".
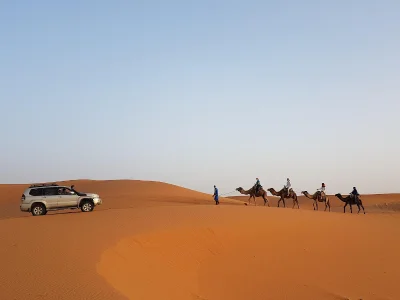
[{"x1": 20, "y1": 183, "x2": 103, "y2": 216}]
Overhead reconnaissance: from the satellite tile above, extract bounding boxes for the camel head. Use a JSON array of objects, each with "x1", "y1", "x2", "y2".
[
  {"x1": 301, "y1": 191, "x2": 307, "y2": 195},
  {"x1": 334, "y1": 193, "x2": 347, "y2": 202},
  {"x1": 236, "y1": 187, "x2": 243, "y2": 192},
  {"x1": 335, "y1": 193, "x2": 346, "y2": 200}
]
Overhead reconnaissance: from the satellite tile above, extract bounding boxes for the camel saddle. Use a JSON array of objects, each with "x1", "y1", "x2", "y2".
[
  {"x1": 317, "y1": 191, "x2": 326, "y2": 202},
  {"x1": 254, "y1": 185, "x2": 262, "y2": 192},
  {"x1": 283, "y1": 187, "x2": 292, "y2": 193}
]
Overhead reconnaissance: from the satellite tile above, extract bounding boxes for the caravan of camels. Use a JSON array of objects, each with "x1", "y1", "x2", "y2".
[{"x1": 235, "y1": 177, "x2": 366, "y2": 214}]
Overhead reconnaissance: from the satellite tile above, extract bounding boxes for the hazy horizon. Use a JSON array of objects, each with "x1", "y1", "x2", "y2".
[{"x1": 1, "y1": 0, "x2": 399, "y2": 195}]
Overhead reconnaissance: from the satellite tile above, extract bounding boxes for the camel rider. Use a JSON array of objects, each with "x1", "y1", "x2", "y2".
[
  {"x1": 317, "y1": 183, "x2": 326, "y2": 199},
  {"x1": 350, "y1": 187, "x2": 359, "y2": 202},
  {"x1": 284, "y1": 178, "x2": 291, "y2": 197},
  {"x1": 255, "y1": 178, "x2": 261, "y2": 193}
]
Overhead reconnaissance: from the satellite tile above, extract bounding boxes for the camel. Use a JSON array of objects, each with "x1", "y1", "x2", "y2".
[
  {"x1": 267, "y1": 187, "x2": 300, "y2": 209},
  {"x1": 335, "y1": 193, "x2": 365, "y2": 214},
  {"x1": 301, "y1": 191, "x2": 331, "y2": 212},
  {"x1": 235, "y1": 186, "x2": 270, "y2": 206}
]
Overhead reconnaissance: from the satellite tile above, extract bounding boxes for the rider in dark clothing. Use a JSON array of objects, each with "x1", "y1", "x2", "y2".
[
  {"x1": 351, "y1": 187, "x2": 359, "y2": 201},
  {"x1": 255, "y1": 178, "x2": 261, "y2": 193}
]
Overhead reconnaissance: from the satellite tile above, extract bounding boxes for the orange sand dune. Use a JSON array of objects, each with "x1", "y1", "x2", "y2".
[
  {"x1": 98, "y1": 207, "x2": 400, "y2": 300},
  {"x1": 0, "y1": 180, "x2": 400, "y2": 300}
]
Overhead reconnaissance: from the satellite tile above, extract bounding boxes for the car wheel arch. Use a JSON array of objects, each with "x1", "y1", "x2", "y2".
[
  {"x1": 79, "y1": 198, "x2": 94, "y2": 206},
  {"x1": 31, "y1": 201, "x2": 47, "y2": 209}
]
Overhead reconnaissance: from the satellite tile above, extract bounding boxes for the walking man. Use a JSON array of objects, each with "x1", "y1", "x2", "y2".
[{"x1": 213, "y1": 185, "x2": 219, "y2": 205}]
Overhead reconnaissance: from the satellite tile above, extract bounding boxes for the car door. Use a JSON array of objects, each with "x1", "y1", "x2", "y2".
[
  {"x1": 42, "y1": 187, "x2": 60, "y2": 209},
  {"x1": 57, "y1": 187, "x2": 80, "y2": 208}
]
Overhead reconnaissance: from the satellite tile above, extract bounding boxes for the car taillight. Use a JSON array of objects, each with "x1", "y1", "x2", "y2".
[{"x1": 21, "y1": 194, "x2": 25, "y2": 202}]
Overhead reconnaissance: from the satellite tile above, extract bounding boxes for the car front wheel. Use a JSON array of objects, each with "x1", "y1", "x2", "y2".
[{"x1": 81, "y1": 200, "x2": 94, "y2": 212}]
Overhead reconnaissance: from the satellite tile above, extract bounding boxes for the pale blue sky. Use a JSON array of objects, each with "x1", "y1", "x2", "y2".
[{"x1": 1, "y1": 0, "x2": 399, "y2": 195}]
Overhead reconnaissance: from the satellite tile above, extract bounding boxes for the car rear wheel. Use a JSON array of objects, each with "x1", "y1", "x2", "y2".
[
  {"x1": 81, "y1": 200, "x2": 94, "y2": 212},
  {"x1": 31, "y1": 203, "x2": 47, "y2": 216}
]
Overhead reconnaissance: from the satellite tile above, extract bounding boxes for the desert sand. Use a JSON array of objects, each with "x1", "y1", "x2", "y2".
[{"x1": 1, "y1": 180, "x2": 400, "y2": 300}]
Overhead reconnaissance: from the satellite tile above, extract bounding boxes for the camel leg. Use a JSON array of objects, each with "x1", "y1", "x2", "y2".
[
  {"x1": 282, "y1": 197, "x2": 286, "y2": 208},
  {"x1": 350, "y1": 203, "x2": 353, "y2": 213},
  {"x1": 248, "y1": 195, "x2": 252, "y2": 206},
  {"x1": 264, "y1": 196, "x2": 270, "y2": 207},
  {"x1": 291, "y1": 197, "x2": 296, "y2": 209},
  {"x1": 316, "y1": 201, "x2": 319, "y2": 211},
  {"x1": 343, "y1": 203, "x2": 348, "y2": 213},
  {"x1": 361, "y1": 204, "x2": 366, "y2": 214},
  {"x1": 312, "y1": 200, "x2": 316, "y2": 210},
  {"x1": 325, "y1": 201, "x2": 330, "y2": 212},
  {"x1": 293, "y1": 197, "x2": 299, "y2": 209}
]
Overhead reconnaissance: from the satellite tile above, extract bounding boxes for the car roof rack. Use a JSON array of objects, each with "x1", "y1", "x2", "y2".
[{"x1": 29, "y1": 183, "x2": 59, "y2": 188}]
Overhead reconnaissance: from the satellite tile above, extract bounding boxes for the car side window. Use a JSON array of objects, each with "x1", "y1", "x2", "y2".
[
  {"x1": 44, "y1": 187, "x2": 59, "y2": 196},
  {"x1": 29, "y1": 188, "x2": 44, "y2": 196},
  {"x1": 64, "y1": 188, "x2": 75, "y2": 195}
]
